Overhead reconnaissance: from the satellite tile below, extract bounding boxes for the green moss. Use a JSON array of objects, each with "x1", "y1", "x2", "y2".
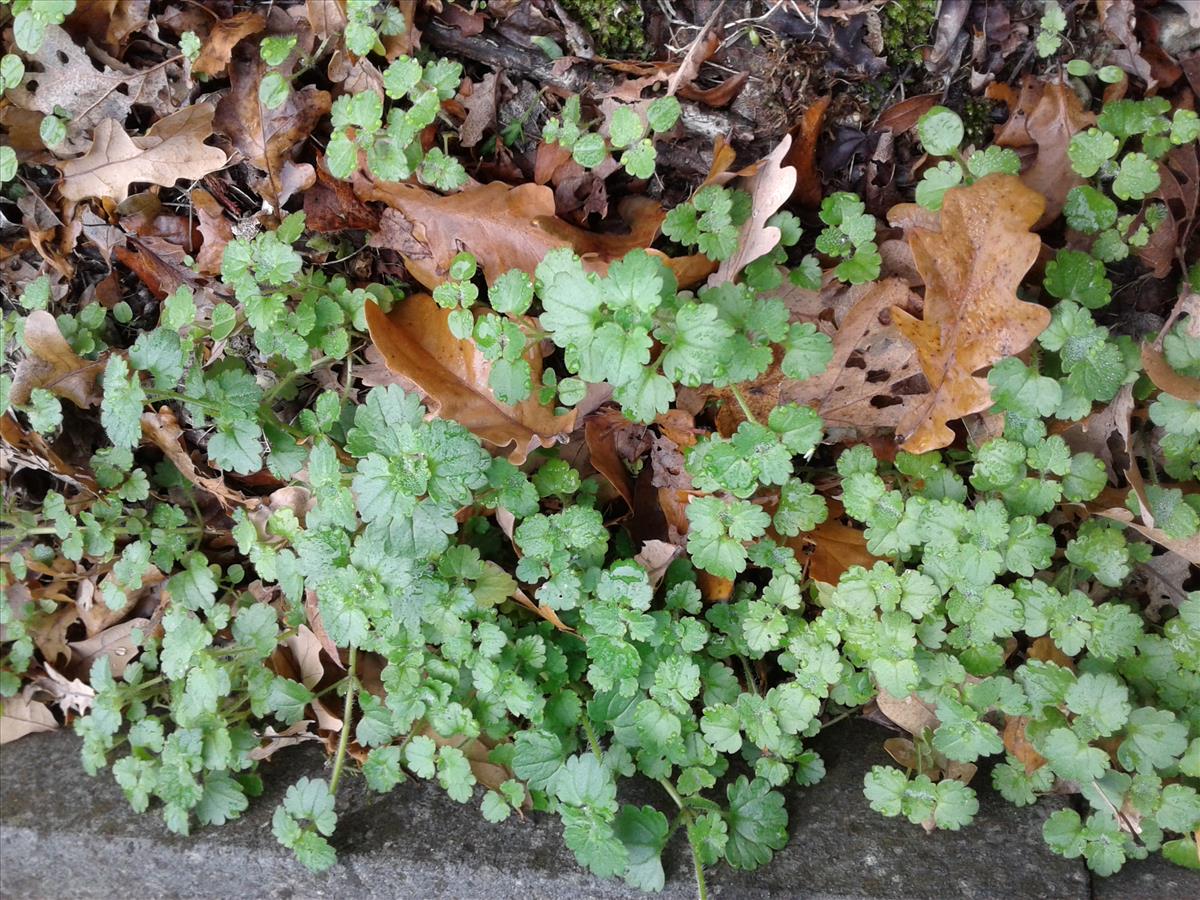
[
  {"x1": 962, "y1": 97, "x2": 998, "y2": 146},
  {"x1": 880, "y1": 0, "x2": 937, "y2": 67},
  {"x1": 559, "y1": 0, "x2": 646, "y2": 58}
]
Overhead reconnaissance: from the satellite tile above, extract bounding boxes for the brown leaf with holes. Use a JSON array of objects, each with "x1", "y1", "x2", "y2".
[
  {"x1": 58, "y1": 106, "x2": 228, "y2": 204},
  {"x1": 781, "y1": 277, "x2": 925, "y2": 442},
  {"x1": 11, "y1": 311, "x2": 102, "y2": 409},
  {"x1": 365, "y1": 295, "x2": 576, "y2": 464},
  {"x1": 192, "y1": 12, "x2": 267, "y2": 76},
  {"x1": 710, "y1": 135, "x2": 797, "y2": 287},
  {"x1": 885, "y1": 175, "x2": 1049, "y2": 454},
  {"x1": 214, "y1": 49, "x2": 331, "y2": 206}
]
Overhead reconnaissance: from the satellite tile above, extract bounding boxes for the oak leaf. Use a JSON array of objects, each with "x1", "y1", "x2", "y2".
[
  {"x1": 992, "y1": 78, "x2": 1094, "y2": 226},
  {"x1": 710, "y1": 134, "x2": 797, "y2": 286},
  {"x1": 784, "y1": 516, "x2": 880, "y2": 587},
  {"x1": 213, "y1": 49, "x2": 331, "y2": 206},
  {"x1": 191, "y1": 11, "x2": 266, "y2": 77},
  {"x1": 357, "y1": 177, "x2": 663, "y2": 290},
  {"x1": 141, "y1": 408, "x2": 256, "y2": 511},
  {"x1": 11, "y1": 311, "x2": 102, "y2": 409},
  {"x1": 58, "y1": 106, "x2": 228, "y2": 203},
  {"x1": 886, "y1": 174, "x2": 1049, "y2": 454},
  {"x1": 781, "y1": 278, "x2": 925, "y2": 442},
  {"x1": 364, "y1": 294, "x2": 576, "y2": 464}
]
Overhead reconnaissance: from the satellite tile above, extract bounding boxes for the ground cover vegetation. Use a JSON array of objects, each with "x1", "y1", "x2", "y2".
[{"x1": 1, "y1": 1, "x2": 1199, "y2": 895}]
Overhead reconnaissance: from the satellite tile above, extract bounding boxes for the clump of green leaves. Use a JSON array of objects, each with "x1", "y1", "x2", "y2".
[
  {"x1": 914, "y1": 106, "x2": 1021, "y2": 211},
  {"x1": 544, "y1": 95, "x2": 681, "y2": 179},
  {"x1": 1063, "y1": 96, "x2": 1195, "y2": 262}
]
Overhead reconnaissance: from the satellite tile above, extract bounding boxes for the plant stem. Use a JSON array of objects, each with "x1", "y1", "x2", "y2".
[
  {"x1": 688, "y1": 826, "x2": 709, "y2": 900},
  {"x1": 738, "y1": 654, "x2": 759, "y2": 696},
  {"x1": 328, "y1": 644, "x2": 358, "y2": 796},
  {"x1": 581, "y1": 714, "x2": 604, "y2": 764},
  {"x1": 729, "y1": 385, "x2": 758, "y2": 424},
  {"x1": 658, "y1": 777, "x2": 685, "y2": 810}
]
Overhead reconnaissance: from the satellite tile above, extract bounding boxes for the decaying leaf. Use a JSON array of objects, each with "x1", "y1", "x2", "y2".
[
  {"x1": 365, "y1": 295, "x2": 576, "y2": 464},
  {"x1": 191, "y1": 189, "x2": 235, "y2": 276},
  {"x1": 0, "y1": 689, "x2": 59, "y2": 744},
  {"x1": 58, "y1": 106, "x2": 228, "y2": 204},
  {"x1": 992, "y1": 78, "x2": 1094, "y2": 226},
  {"x1": 710, "y1": 135, "x2": 797, "y2": 287},
  {"x1": 10, "y1": 311, "x2": 103, "y2": 409},
  {"x1": 191, "y1": 11, "x2": 266, "y2": 77},
  {"x1": 67, "y1": 617, "x2": 149, "y2": 680},
  {"x1": 33, "y1": 663, "x2": 96, "y2": 717},
  {"x1": 785, "y1": 516, "x2": 881, "y2": 586},
  {"x1": 886, "y1": 175, "x2": 1049, "y2": 453},
  {"x1": 782, "y1": 277, "x2": 925, "y2": 442},
  {"x1": 1003, "y1": 715, "x2": 1047, "y2": 775},
  {"x1": 875, "y1": 688, "x2": 939, "y2": 736}
]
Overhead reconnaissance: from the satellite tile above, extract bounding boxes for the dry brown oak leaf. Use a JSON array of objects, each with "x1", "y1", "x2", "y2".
[
  {"x1": 355, "y1": 177, "x2": 665, "y2": 290},
  {"x1": 885, "y1": 174, "x2": 1049, "y2": 454},
  {"x1": 58, "y1": 105, "x2": 228, "y2": 203},
  {"x1": 364, "y1": 294, "x2": 576, "y2": 464},
  {"x1": 710, "y1": 134, "x2": 796, "y2": 287},
  {"x1": 11, "y1": 311, "x2": 102, "y2": 408}
]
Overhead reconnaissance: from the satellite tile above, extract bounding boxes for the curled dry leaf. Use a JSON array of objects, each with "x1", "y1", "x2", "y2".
[
  {"x1": 513, "y1": 589, "x2": 578, "y2": 635},
  {"x1": 191, "y1": 11, "x2": 267, "y2": 77},
  {"x1": 58, "y1": 106, "x2": 229, "y2": 204},
  {"x1": 0, "y1": 689, "x2": 59, "y2": 744},
  {"x1": 304, "y1": 160, "x2": 380, "y2": 233},
  {"x1": 583, "y1": 408, "x2": 644, "y2": 507},
  {"x1": 142, "y1": 408, "x2": 256, "y2": 510},
  {"x1": 33, "y1": 662, "x2": 96, "y2": 717},
  {"x1": 875, "y1": 687, "x2": 939, "y2": 736},
  {"x1": 365, "y1": 295, "x2": 576, "y2": 464},
  {"x1": 710, "y1": 134, "x2": 797, "y2": 287},
  {"x1": 1143, "y1": 343, "x2": 1200, "y2": 403},
  {"x1": 1096, "y1": 502, "x2": 1200, "y2": 566},
  {"x1": 11, "y1": 311, "x2": 103, "y2": 409},
  {"x1": 785, "y1": 96, "x2": 830, "y2": 208},
  {"x1": 191, "y1": 189, "x2": 235, "y2": 276},
  {"x1": 886, "y1": 174, "x2": 1049, "y2": 454}
]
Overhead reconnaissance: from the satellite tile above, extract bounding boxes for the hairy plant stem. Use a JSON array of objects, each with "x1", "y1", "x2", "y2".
[
  {"x1": 690, "y1": 833, "x2": 709, "y2": 900},
  {"x1": 657, "y1": 780, "x2": 709, "y2": 900},
  {"x1": 581, "y1": 714, "x2": 604, "y2": 763},
  {"x1": 328, "y1": 644, "x2": 358, "y2": 796}
]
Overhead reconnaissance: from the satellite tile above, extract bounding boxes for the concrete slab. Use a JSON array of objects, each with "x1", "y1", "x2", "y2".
[{"x1": 0, "y1": 718, "x2": 1185, "y2": 898}]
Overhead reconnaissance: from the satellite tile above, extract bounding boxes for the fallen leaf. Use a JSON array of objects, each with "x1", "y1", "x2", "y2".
[
  {"x1": 875, "y1": 688, "x2": 939, "y2": 736},
  {"x1": 993, "y1": 78, "x2": 1094, "y2": 226},
  {"x1": 0, "y1": 690, "x2": 58, "y2": 744},
  {"x1": 67, "y1": 617, "x2": 149, "y2": 680},
  {"x1": 114, "y1": 237, "x2": 201, "y2": 299},
  {"x1": 781, "y1": 278, "x2": 925, "y2": 442},
  {"x1": 365, "y1": 295, "x2": 576, "y2": 464},
  {"x1": 785, "y1": 516, "x2": 881, "y2": 586},
  {"x1": 358, "y1": 178, "x2": 660, "y2": 290},
  {"x1": 1096, "y1": 504, "x2": 1200, "y2": 565},
  {"x1": 634, "y1": 540, "x2": 679, "y2": 590},
  {"x1": 785, "y1": 96, "x2": 830, "y2": 208},
  {"x1": 33, "y1": 663, "x2": 96, "y2": 716},
  {"x1": 512, "y1": 589, "x2": 578, "y2": 635},
  {"x1": 584, "y1": 409, "x2": 641, "y2": 507},
  {"x1": 886, "y1": 175, "x2": 1049, "y2": 453},
  {"x1": 665, "y1": 9, "x2": 721, "y2": 96},
  {"x1": 10, "y1": 311, "x2": 103, "y2": 409},
  {"x1": 710, "y1": 135, "x2": 796, "y2": 287},
  {"x1": 213, "y1": 49, "x2": 332, "y2": 207},
  {"x1": 1027, "y1": 636, "x2": 1075, "y2": 669},
  {"x1": 191, "y1": 12, "x2": 267, "y2": 77},
  {"x1": 1003, "y1": 715, "x2": 1047, "y2": 775},
  {"x1": 458, "y1": 72, "x2": 499, "y2": 148},
  {"x1": 1100, "y1": 0, "x2": 1155, "y2": 87},
  {"x1": 677, "y1": 71, "x2": 749, "y2": 108},
  {"x1": 141, "y1": 408, "x2": 257, "y2": 510},
  {"x1": 303, "y1": 159, "x2": 381, "y2": 233},
  {"x1": 249, "y1": 721, "x2": 321, "y2": 761},
  {"x1": 1143, "y1": 343, "x2": 1200, "y2": 403},
  {"x1": 58, "y1": 105, "x2": 228, "y2": 204},
  {"x1": 877, "y1": 93, "x2": 940, "y2": 135},
  {"x1": 191, "y1": 189, "x2": 234, "y2": 276}
]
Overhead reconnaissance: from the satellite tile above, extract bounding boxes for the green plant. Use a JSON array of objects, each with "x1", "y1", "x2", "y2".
[
  {"x1": 914, "y1": 106, "x2": 1022, "y2": 210},
  {"x1": 544, "y1": 94, "x2": 681, "y2": 180},
  {"x1": 3, "y1": 0, "x2": 75, "y2": 53}
]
